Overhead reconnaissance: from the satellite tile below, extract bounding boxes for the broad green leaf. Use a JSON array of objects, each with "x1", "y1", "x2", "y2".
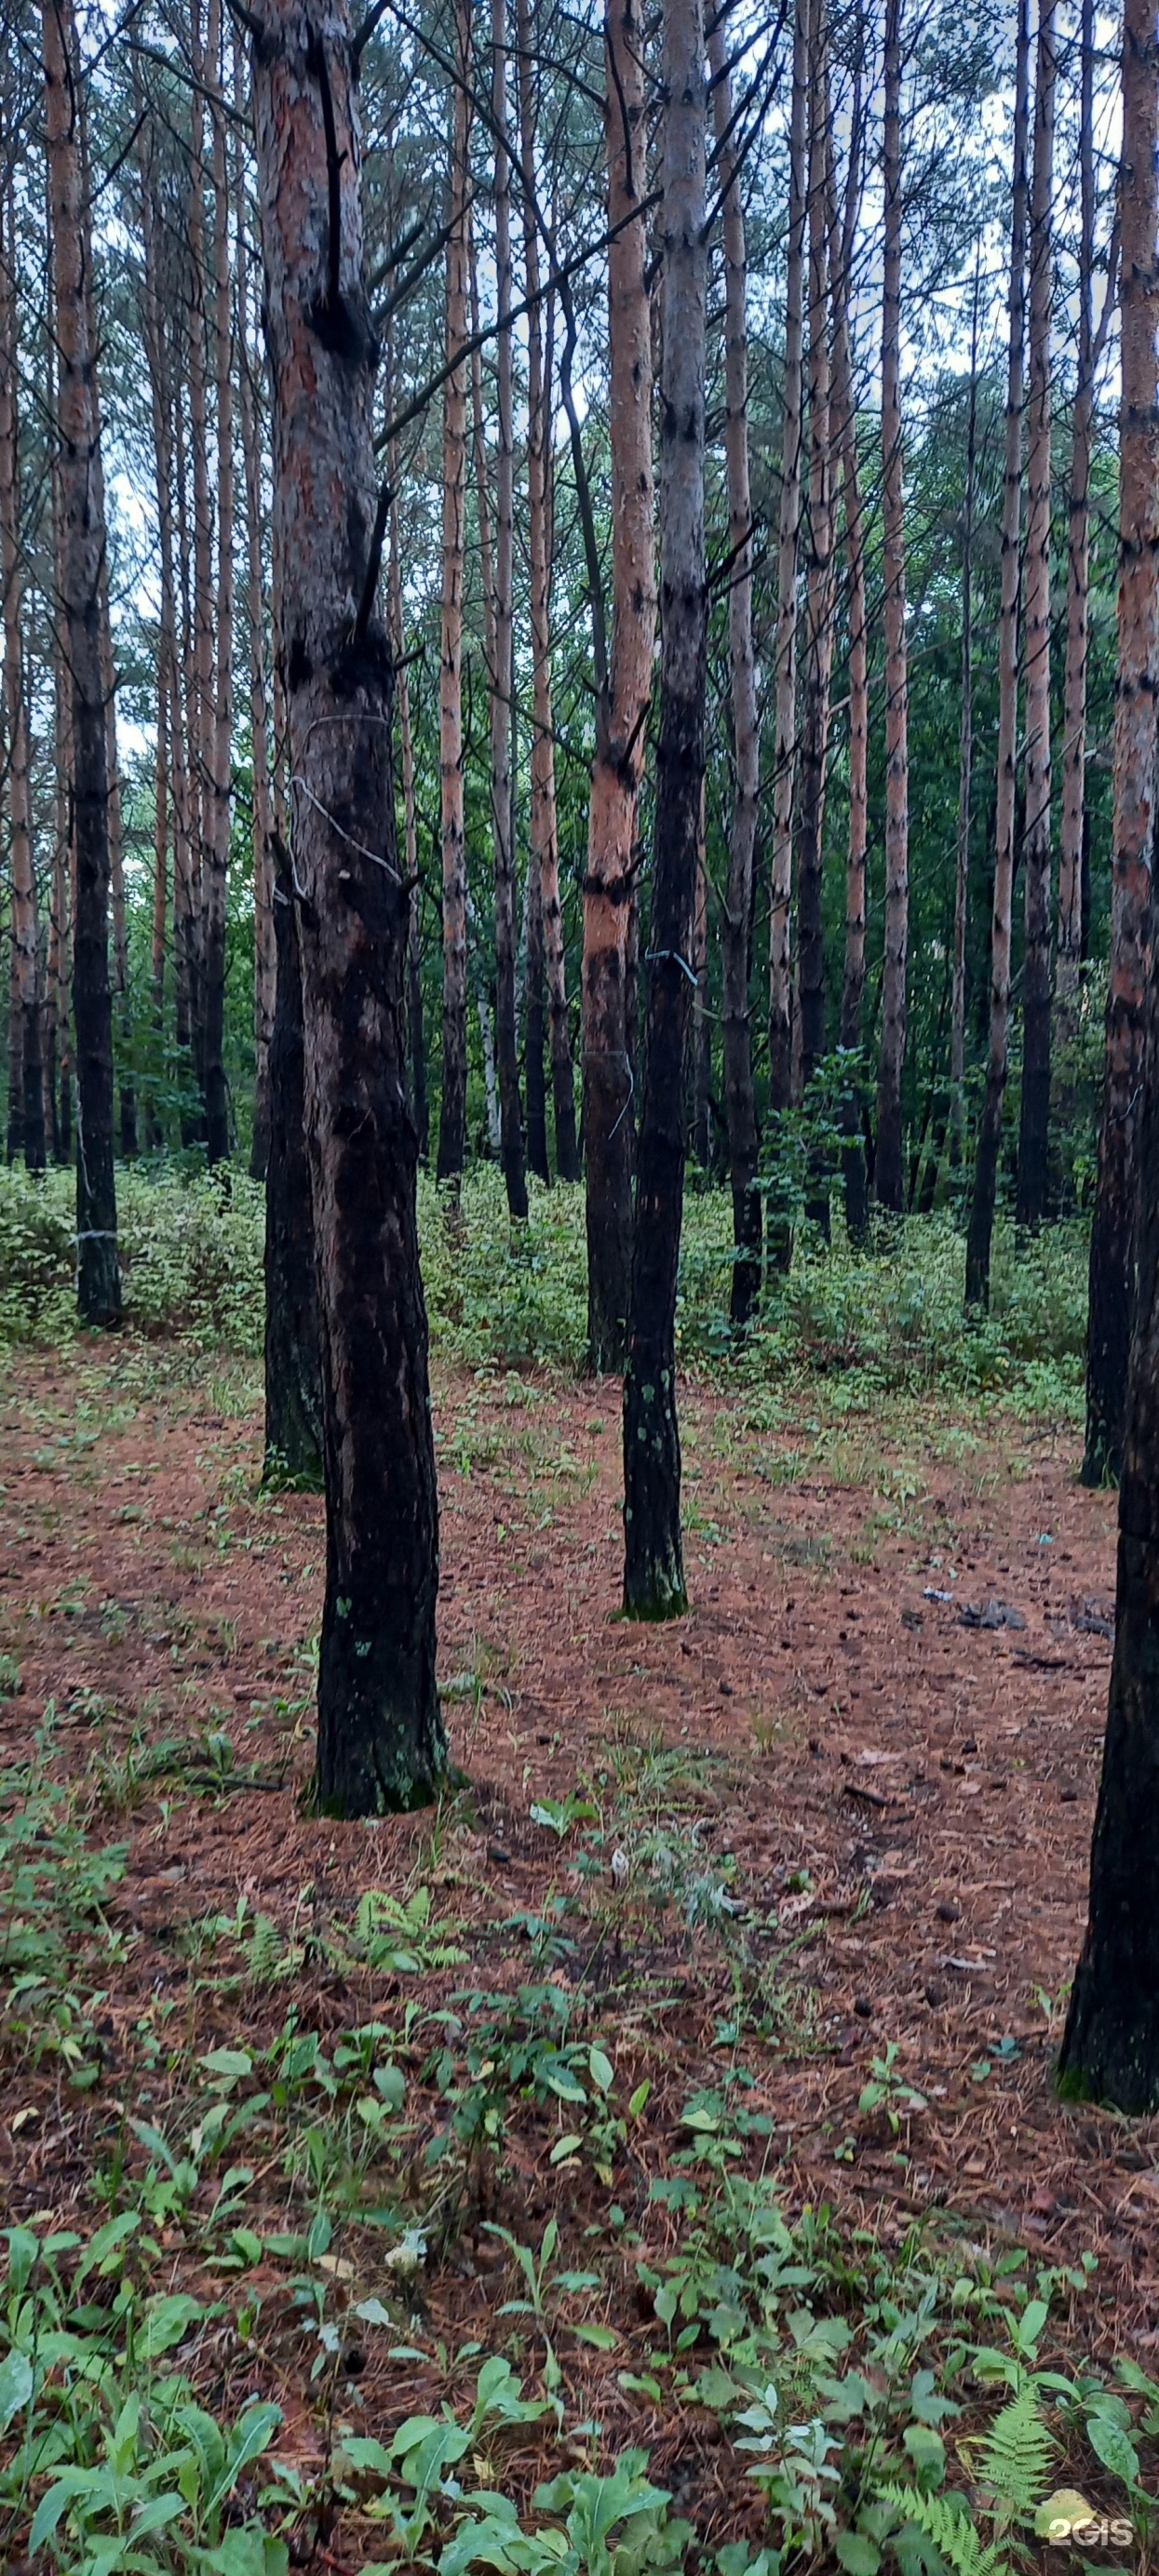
[{"x1": 0, "y1": 2348, "x2": 34, "y2": 2432}]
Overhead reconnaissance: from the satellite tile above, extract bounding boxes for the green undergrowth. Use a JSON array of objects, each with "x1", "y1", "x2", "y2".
[
  {"x1": 0, "y1": 1162, "x2": 1085, "y2": 1420},
  {"x1": 0, "y1": 1737, "x2": 1151, "y2": 2575}
]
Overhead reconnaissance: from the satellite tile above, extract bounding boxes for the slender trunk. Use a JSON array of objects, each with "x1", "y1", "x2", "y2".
[
  {"x1": 263, "y1": 838, "x2": 323, "y2": 1487},
  {"x1": 148, "y1": 662, "x2": 168, "y2": 1149},
  {"x1": 874, "y1": 0, "x2": 910, "y2": 1213},
  {"x1": 524, "y1": 846, "x2": 549, "y2": 1181},
  {"x1": 200, "y1": 0, "x2": 234, "y2": 1166},
  {"x1": 708, "y1": 17, "x2": 761, "y2": 1321},
  {"x1": 965, "y1": 0, "x2": 1030, "y2": 1308},
  {"x1": 187, "y1": 0, "x2": 212, "y2": 1122},
  {"x1": 768, "y1": 0, "x2": 810, "y2": 1121},
  {"x1": 47, "y1": 258, "x2": 72, "y2": 1167},
  {"x1": 1082, "y1": 2, "x2": 1157, "y2": 1486},
  {"x1": 1016, "y1": 0, "x2": 1057, "y2": 1228},
  {"x1": 43, "y1": 0, "x2": 119, "y2": 1321},
  {"x1": 239, "y1": 186, "x2": 275, "y2": 1180},
  {"x1": 691, "y1": 825, "x2": 710, "y2": 1172},
  {"x1": 950, "y1": 268, "x2": 980, "y2": 1163},
  {"x1": 251, "y1": 0, "x2": 445, "y2": 1813},
  {"x1": 582, "y1": 0, "x2": 655, "y2": 1365},
  {"x1": 172, "y1": 311, "x2": 198, "y2": 1122},
  {"x1": 437, "y1": 0, "x2": 471, "y2": 1187},
  {"x1": 796, "y1": 0, "x2": 835, "y2": 1187},
  {"x1": 516, "y1": 0, "x2": 577, "y2": 1185},
  {"x1": 0, "y1": 174, "x2": 44, "y2": 1173},
  {"x1": 388, "y1": 492, "x2": 426, "y2": 1155},
  {"x1": 832, "y1": 74, "x2": 869, "y2": 1241},
  {"x1": 622, "y1": 0, "x2": 706, "y2": 1620},
  {"x1": 488, "y1": 0, "x2": 528, "y2": 1218}
]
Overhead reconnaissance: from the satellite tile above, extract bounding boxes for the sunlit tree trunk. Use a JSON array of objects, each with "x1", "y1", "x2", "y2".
[
  {"x1": 1082, "y1": 4, "x2": 1158, "y2": 1488},
  {"x1": 965, "y1": 0, "x2": 1030, "y2": 1308},
  {"x1": 0, "y1": 173, "x2": 44, "y2": 1173},
  {"x1": 437, "y1": 0, "x2": 471, "y2": 1187},
  {"x1": 874, "y1": 0, "x2": 910, "y2": 1213},
  {"x1": 43, "y1": 0, "x2": 119, "y2": 1321},
  {"x1": 582, "y1": 0, "x2": 655, "y2": 1363},
  {"x1": 622, "y1": 0, "x2": 706, "y2": 1619},
  {"x1": 1016, "y1": 0, "x2": 1057, "y2": 1228},
  {"x1": 251, "y1": 0, "x2": 445, "y2": 1812},
  {"x1": 768, "y1": 0, "x2": 810, "y2": 1127},
  {"x1": 708, "y1": 19, "x2": 761, "y2": 1321}
]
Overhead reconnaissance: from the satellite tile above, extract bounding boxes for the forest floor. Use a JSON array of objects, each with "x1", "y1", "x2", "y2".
[{"x1": 1, "y1": 1338, "x2": 1156, "y2": 2571}]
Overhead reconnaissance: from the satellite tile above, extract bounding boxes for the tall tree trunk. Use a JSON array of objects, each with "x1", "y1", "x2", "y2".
[
  {"x1": 437, "y1": 0, "x2": 471, "y2": 1187},
  {"x1": 251, "y1": 0, "x2": 445, "y2": 1813},
  {"x1": 622, "y1": 0, "x2": 706, "y2": 1620},
  {"x1": 239, "y1": 178, "x2": 275, "y2": 1183},
  {"x1": 489, "y1": 0, "x2": 528, "y2": 1219},
  {"x1": 47, "y1": 245, "x2": 72, "y2": 1169},
  {"x1": 43, "y1": 0, "x2": 119, "y2": 1322},
  {"x1": 768, "y1": 0, "x2": 810, "y2": 1125},
  {"x1": 691, "y1": 828, "x2": 710, "y2": 1172},
  {"x1": 874, "y1": 0, "x2": 910, "y2": 1213},
  {"x1": 950, "y1": 267, "x2": 980, "y2": 1165},
  {"x1": 831, "y1": 74, "x2": 869, "y2": 1241},
  {"x1": 965, "y1": 0, "x2": 1031, "y2": 1308},
  {"x1": 263, "y1": 839, "x2": 323, "y2": 1488},
  {"x1": 202, "y1": 0, "x2": 234, "y2": 1166},
  {"x1": 388, "y1": 492, "x2": 426, "y2": 1156},
  {"x1": 148, "y1": 662, "x2": 168, "y2": 1150},
  {"x1": 1058, "y1": 5, "x2": 1159, "y2": 2107},
  {"x1": 187, "y1": 0, "x2": 212, "y2": 1125},
  {"x1": 1016, "y1": 0, "x2": 1057, "y2": 1228},
  {"x1": 517, "y1": 0, "x2": 578, "y2": 1185},
  {"x1": 582, "y1": 0, "x2": 655, "y2": 1365},
  {"x1": 524, "y1": 847, "x2": 549, "y2": 1181},
  {"x1": 1082, "y1": 5, "x2": 1157, "y2": 1487},
  {"x1": 796, "y1": 2, "x2": 835, "y2": 1148},
  {"x1": 0, "y1": 173, "x2": 44, "y2": 1173},
  {"x1": 708, "y1": 17, "x2": 761, "y2": 1322}
]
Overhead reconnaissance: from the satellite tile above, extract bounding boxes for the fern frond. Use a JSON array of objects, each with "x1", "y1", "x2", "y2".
[
  {"x1": 975, "y1": 2386, "x2": 1055, "y2": 2519},
  {"x1": 880, "y1": 2484, "x2": 1009, "y2": 2576}
]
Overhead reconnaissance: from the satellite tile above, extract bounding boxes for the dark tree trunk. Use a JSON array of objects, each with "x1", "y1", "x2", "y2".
[
  {"x1": 1016, "y1": 0, "x2": 1057, "y2": 1230},
  {"x1": 44, "y1": 0, "x2": 120, "y2": 1325},
  {"x1": 525, "y1": 854, "x2": 550, "y2": 1184},
  {"x1": 622, "y1": 0, "x2": 706, "y2": 1622},
  {"x1": 251, "y1": 0, "x2": 446, "y2": 1815},
  {"x1": 1059, "y1": 887, "x2": 1159, "y2": 2106},
  {"x1": 263, "y1": 840, "x2": 323, "y2": 1489}
]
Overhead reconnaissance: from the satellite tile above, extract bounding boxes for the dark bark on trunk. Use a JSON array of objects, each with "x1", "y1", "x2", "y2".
[
  {"x1": 1059, "y1": 917, "x2": 1159, "y2": 2107},
  {"x1": 263, "y1": 840, "x2": 323, "y2": 1488},
  {"x1": 622, "y1": 0, "x2": 706, "y2": 1622},
  {"x1": 525, "y1": 853, "x2": 550, "y2": 1183},
  {"x1": 1016, "y1": 0, "x2": 1057, "y2": 1229},
  {"x1": 252, "y1": 0, "x2": 445, "y2": 1815},
  {"x1": 44, "y1": 0, "x2": 120, "y2": 1324}
]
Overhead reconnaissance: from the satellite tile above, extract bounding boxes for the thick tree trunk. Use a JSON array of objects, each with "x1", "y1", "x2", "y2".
[
  {"x1": 1059, "y1": 0, "x2": 1159, "y2": 2074},
  {"x1": 831, "y1": 87, "x2": 869, "y2": 1241},
  {"x1": 582, "y1": 0, "x2": 655, "y2": 1365},
  {"x1": 622, "y1": 0, "x2": 706, "y2": 1621},
  {"x1": 43, "y1": 0, "x2": 120, "y2": 1323},
  {"x1": 489, "y1": 0, "x2": 528, "y2": 1220},
  {"x1": 251, "y1": 0, "x2": 445, "y2": 1812},
  {"x1": 263, "y1": 838, "x2": 323, "y2": 1488},
  {"x1": 796, "y1": 6, "x2": 835, "y2": 1139},
  {"x1": 965, "y1": 0, "x2": 1030, "y2": 1308},
  {"x1": 1016, "y1": 0, "x2": 1057, "y2": 1228},
  {"x1": 202, "y1": 0, "x2": 234, "y2": 1167},
  {"x1": 874, "y1": 0, "x2": 910, "y2": 1214},
  {"x1": 0, "y1": 177, "x2": 44, "y2": 1174},
  {"x1": 950, "y1": 274, "x2": 979, "y2": 1165},
  {"x1": 768, "y1": 0, "x2": 810, "y2": 1124},
  {"x1": 1082, "y1": 1, "x2": 1158, "y2": 1488},
  {"x1": 708, "y1": 19, "x2": 761, "y2": 1322},
  {"x1": 437, "y1": 0, "x2": 471, "y2": 1187}
]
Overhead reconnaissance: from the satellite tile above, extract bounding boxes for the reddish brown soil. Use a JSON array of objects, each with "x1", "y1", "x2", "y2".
[{"x1": 0, "y1": 1345, "x2": 1153, "y2": 2556}]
